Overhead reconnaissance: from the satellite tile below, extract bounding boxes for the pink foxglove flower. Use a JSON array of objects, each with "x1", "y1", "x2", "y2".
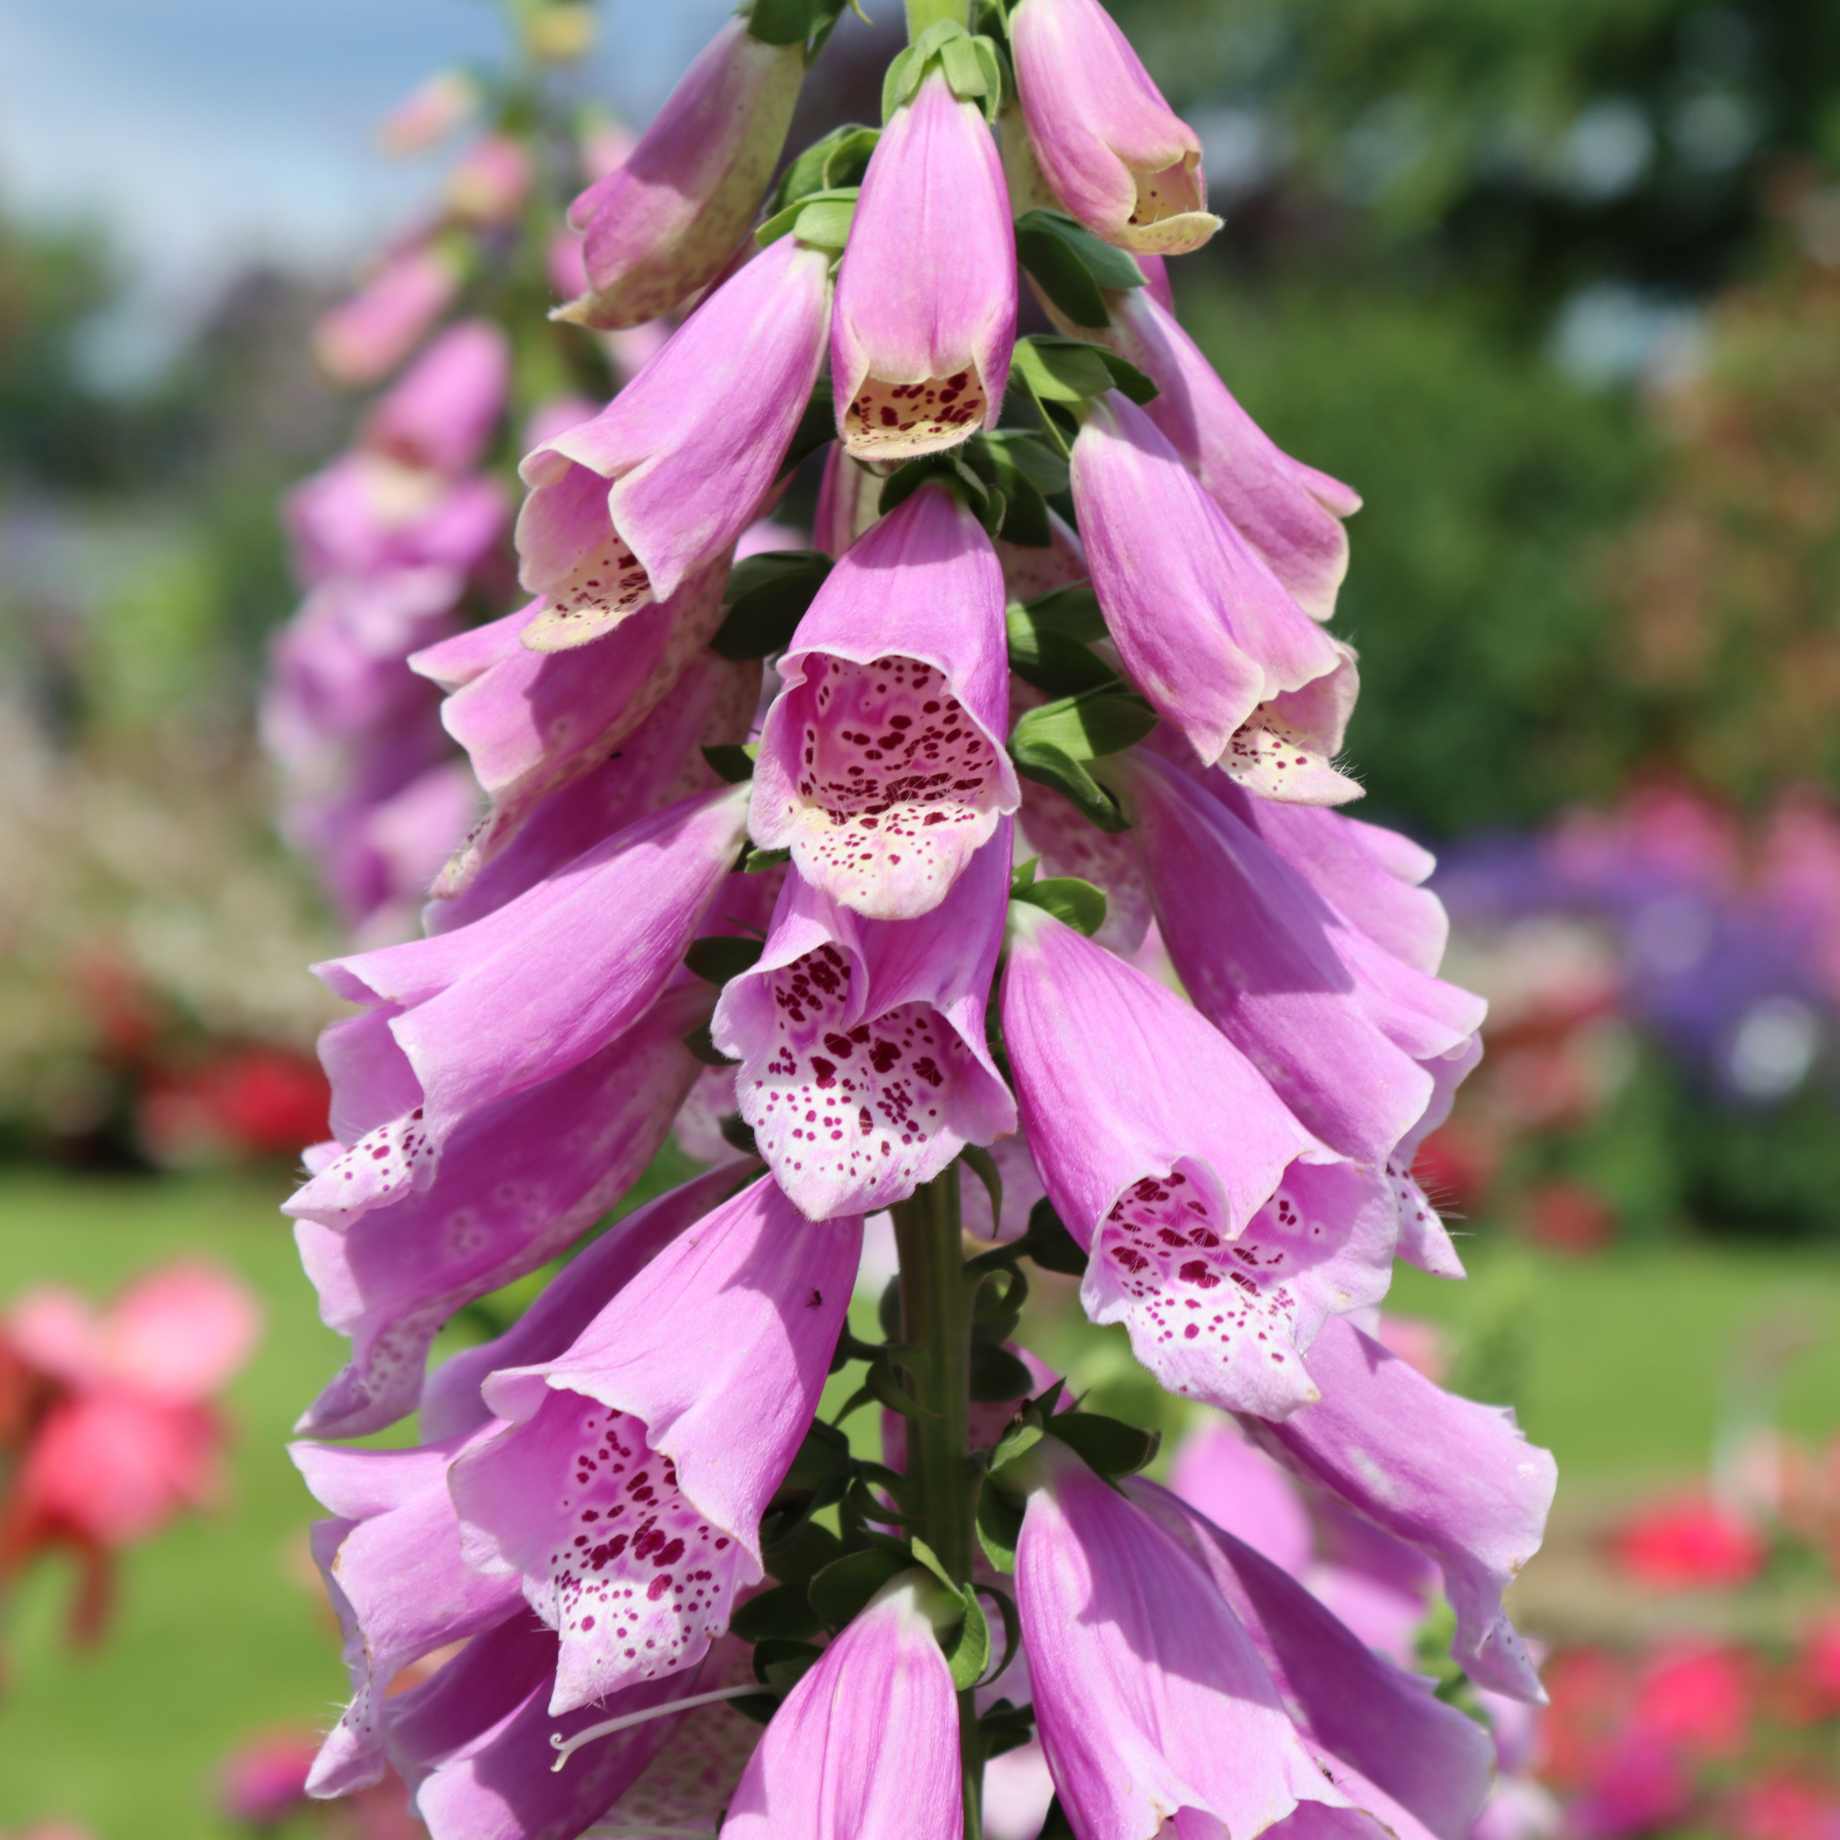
[
  {"x1": 379, "y1": 1615, "x2": 710, "y2": 1840},
  {"x1": 289, "y1": 981, "x2": 715, "y2": 1438},
  {"x1": 1101, "y1": 258, "x2": 1360, "y2": 619},
  {"x1": 720, "y1": 1578, "x2": 964, "y2": 1839},
  {"x1": 314, "y1": 240, "x2": 463, "y2": 386},
  {"x1": 1134, "y1": 1478, "x2": 1496, "y2": 1840},
  {"x1": 1245, "y1": 1313, "x2": 1557, "y2": 1702},
  {"x1": 444, "y1": 134, "x2": 533, "y2": 227},
  {"x1": 450, "y1": 1175, "x2": 862, "y2": 1710},
  {"x1": 300, "y1": 785, "x2": 749, "y2": 1210},
  {"x1": 559, "y1": 18, "x2": 805, "y2": 330},
  {"x1": 1009, "y1": 0, "x2": 1221, "y2": 254},
  {"x1": 411, "y1": 561, "x2": 742, "y2": 892},
  {"x1": 1126, "y1": 750, "x2": 1486, "y2": 1169},
  {"x1": 1002, "y1": 906, "x2": 1396, "y2": 1415},
  {"x1": 377, "y1": 70, "x2": 478, "y2": 155},
  {"x1": 749, "y1": 485, "x2": 1020, "y2": 918},
  {"x1": 832, "y1": 71, "x2": 1016, "y2": 461},
  {"x1": 1072, "y1": 391, "x2": 1357, "y2": 787},
  {"x1": 711, "y1": 833, "x2": 1016, "y2": 1220},
  {"x1": 1016, "y1": 1452, "x2": 1372, "y2": 1840},
  {"x1": 515, "y1": 234, "x2": 831, "y2": 649}
]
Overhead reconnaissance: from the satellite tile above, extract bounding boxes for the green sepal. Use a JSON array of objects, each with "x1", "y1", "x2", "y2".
[
  {"x1": 975, "y1": 1480, "x2": 1024, "y2": 1573},
  {"x1": 746, "y1": 0, "x2": 857, "y2": 56},
  {"x1": 744, "y1": 847, "x2": 793, "y2": 873},
  {"x1": 970, "y1": 1262, "x2": 1029, "y2": 1342},
  {"x1": 960, "y1": 435, "x2": 1050, "y2": 547},
  {"x1": 681, "y1": 1023, "x2": 731, "y2": 1068},
  {"x1": 756, "y1": 187, "x2": 859, "y2": 252},
  {"x1": 1016, "y1": 1197, "x2": 1088, "y2": 1276},
  {"x1": 978, "y1": 1696, "x2": 1038, "y2": 1759},
  {"x1": 1011, "y1": 875, "x2": 1108, "y2": 937},
  {"x1": 1011, "y1": 334, "x2": 1158, "y2": 408},
  {"x1": 780, "y1": 379, "x2": 837, "y2": 479},
  {"x1": 684, "y1": 934, "x2": 765, "y2": 985},
  {"x1": 878, "y1": 451, "x2": 997, "y2": 531},
  {"x1": 808, "y1": 1542, "x2": 911, "y2": 1630},
  {"x1": 730, "y1": 1582, "x2": 822, "y2": 1644},
  {"x1": 713, "y1": 550, "x2": 833, "y2": 660},
  {"x1": 943, "y1": 1587, "x2": 991, "y2": 1689},
  {"x1": 700, "y1": 743, "x2": 758, "y2": 784},
  {"x1": 958, "y1": 1143, "x2": 1004, "y2": 1236},
  {"x1": 773, "y1": 123, "x2": 880, "y2": 208},
  {"x1": 1015, "y1": 208, "x2": 1147, "y2": 328},
  {"x1": 970, "y1": 1339, "x2": 1038, "y2": 1404},
  {"x1": 751, "y1": 1637, "x2": 824, "y2": 1692},
  {"x1": 718, "y1": 1113, "x2": 758, "y2": 1158},
  {"x1": 1045, "y1": 1410, "x2": 1161, "y2": 1479}
]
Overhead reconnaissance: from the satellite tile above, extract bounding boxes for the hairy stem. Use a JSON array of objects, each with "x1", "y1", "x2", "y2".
[
  {"x1": 890, "y1": 1166, "x2": 982, "y2": 1838},
  {"x1": 905, "y1": 0, "x2": 972, "y2": 36}
]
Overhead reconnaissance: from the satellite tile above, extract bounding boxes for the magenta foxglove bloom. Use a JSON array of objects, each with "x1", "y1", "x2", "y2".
[
  {"x1": 1135, "y1": 1479, "x2": 1495, "y2": 1840},
  {"x1": 1101, "y1": 261, "x2": 1360, "y2": 620},
  {"x1": 450, "y1": 1175, "x2": 862, "y2": 1711},
  {"x1": 359, "y1": 318, "x2": 509, "y2": 476},
  {"x1": 410, "y1": 561, "x2": 740, "y2": 892},
  {"x1": 444, "y1": 134, "x2": 534, "y2": 226},
  {"x1": 1127, "y1": 750, "x2": 1486, "y2": 1169},
  {"x1": 426, "y1": 650, "x2": 759, "y2": 929},
  {"x1": 288, "y1": 980, "x2": 712, "y2": 1437},
  {"x1": 377, "y1": 69, "x2": 478, "y2": 155},
  {"x1": 749, "y1": 485, "x2": 1020, "y2": 918},
  {"x1": 378, "y1": 1614, "x2": 712, "y2": 1840},
  {"x1": 1072, "y1": 392, "x2": 1356, "y2": 783},
  {"x1": 302, "y1": 785, "x2": 749, "y2": 1207},
  {"x1": 559, "y1": 18, "x2": 805, "y2": 330},
  {"x1": 711, "y1": 831, "x2": 1016, "y2": 1220},
  {"x1": 1009, "y1": 0, "x2": 1221, "y2": 255},
  {"x1": 1246, "y1": 1314, "x2": 1557, "y2": 1702},
  {"x1": 832, "y1": 72, "x2": 1016, "y2": 461},
  {"x1": 314, "y1": 240, "x2": 463, "y2": 386},
  {"x1": 1002, "y1": 906, "x2": 1404, "y2": 1414},
  {"x1": 720, "y1": 1578, "x2": 964, "y2": 1839},
  {"x1": 1016, "y1": 1453, "x2": 1372, "y2": 1840},
  {"x1": 293, "y1": 1432, "x2": 520, "y2": 1795},
  {"x1": 515, "y1": 234, "x2": 831, "y2": 649}
]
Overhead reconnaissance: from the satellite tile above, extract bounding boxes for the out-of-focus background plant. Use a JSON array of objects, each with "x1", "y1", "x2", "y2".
[{"x1": 2, "y1": 0, "x2": 1837, "y2": 1833}]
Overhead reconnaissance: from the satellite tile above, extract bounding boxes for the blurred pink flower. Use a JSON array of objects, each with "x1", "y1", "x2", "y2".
[{"x1": 1613, "y1": 1491, "x2": 1767, "y2": 1591}]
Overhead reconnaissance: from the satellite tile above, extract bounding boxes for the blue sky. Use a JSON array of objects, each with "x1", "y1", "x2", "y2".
[{"x1": 0, "y1": 0, "x2": 735, "y2": 369}]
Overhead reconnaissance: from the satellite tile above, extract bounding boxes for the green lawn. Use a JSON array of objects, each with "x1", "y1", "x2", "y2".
[{"x1": 1, "y1": 1169, "x2": 1836, "y2": 1834}]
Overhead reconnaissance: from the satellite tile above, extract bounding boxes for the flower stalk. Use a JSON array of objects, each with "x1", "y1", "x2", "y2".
[{"x1": 889, "y1": 1165, "x2": 983, "y2": 1837}]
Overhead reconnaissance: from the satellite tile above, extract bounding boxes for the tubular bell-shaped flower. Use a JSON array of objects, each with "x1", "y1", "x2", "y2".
[
  {"x1": 1001, "y1": 906, "x2": 1396, "y2": 1415},
  {"x1": 832, "y1": 71, "x2": 1016, "y2": 461},
  {"x1": 515, "y1": 232, "x2": 831, "y2": 649},
  {"x1": 558, "y1": 17, "x2": 805, "y2": 330},
  {"x1": 313, "y1": 239, "x2": 464, "y2": 386},
  {"x1": 749, "y1": 485, "x2": 1020, "y2": 918},
  {"x1": 1243, "y1": 1313, "x2": 1557, "y2": 1703},
  {"x1": 359, "y1": 318, "x2": 510, "y2": 475},
  {"x1": 720, "y1": 1579, "x2": 964, "y2": 1839},
  {"x1": 449, "y1": 1175, "x2": 863, "y2": 1712},
  {"x1": 411, "y1": 563, "x2": 746, "y2": 894},
  {"x1": 288, "y1": 979, "x2": 713, "y2": 1438},
  {"x1": 711, "y1": 830, "x2": 1016, "y2": 1220},
  {"x1": 1072, "y1": 391, "x2": 1357, "y2": 784},
  {"x1": 1098, "y1": 258, "x2": 1360, "y2": 620},
  {"x1": 1009, "y1": 0, "x2": 1221, "y2": 255},
  {"x1": 1016, "y1": 1450, "x2": 1374, "y2": 1840},
  {"x1": 299, "y1": 785, "x2": 750, "y2": 1209},
  {"x1": 1133, "y1": 1479, "x2": 1496, "y2": 1840},
  {"x1": 1126, "y1": 751, "x2": 1486, "y2": 1168}
]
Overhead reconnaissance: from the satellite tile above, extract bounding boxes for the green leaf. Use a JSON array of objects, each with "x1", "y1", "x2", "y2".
[
  {"x1": 745, "y1": 0, "x2": 818, "y2": 46},
  {"x1": 713, "y1": 550, "x2": 833, "y2": 660},
  {"x1": 684, "y1": 935, "x2": 765, "y2": 985},
  {"x1": 1008, "y1": 686, "x2": 1156, "y2": 832},
  {"x1": 744, "y1": 847, "x2": 793, "y2": 873},
  {"x1": 792, "y1": 196, "x2": 856, "y2": 251},
  {"x1": 1014, "y1": 209, "x2": 1146, "y2": 326},
  {"x1": 752, "y1": 1637, "x2": 824, "y2": 1692},
  {"x1": 1012, "y1": 334, "x2": 1158, "y2": 409},
  {"x1": 762, "y1": 1516, "x2": 844, "y2": 1593},
  {"x1": 808, "y1": 1545, "x2": 910, "y2": 1629},
  {"x1": 1005, "y1": 595, "x2": 1117, "y2": 697},
  {"x1": 978, "y1": 1696, "x2": 1038, "y2": 1759},
  {"x1": 1012, "y1": 875, "x2": 1108, "y2": 936},
  {"x1": 1046, "y1": 1411, "x2": 1161, "y2": 1478},
  {"x1": 781, "y1": 379, "x2": 837, "y2": 478},
  {"x1": 878, "y1": 452, "x2": 992, "y2": 525}
]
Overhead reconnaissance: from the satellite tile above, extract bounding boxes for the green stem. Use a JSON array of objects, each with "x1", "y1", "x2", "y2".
[
  {"x1": 905, "y1": 0, "x2": 971, "y2": 36},
  {"x1": 890, "y1": 1167, "x2": 982, "y2": 1839}
]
